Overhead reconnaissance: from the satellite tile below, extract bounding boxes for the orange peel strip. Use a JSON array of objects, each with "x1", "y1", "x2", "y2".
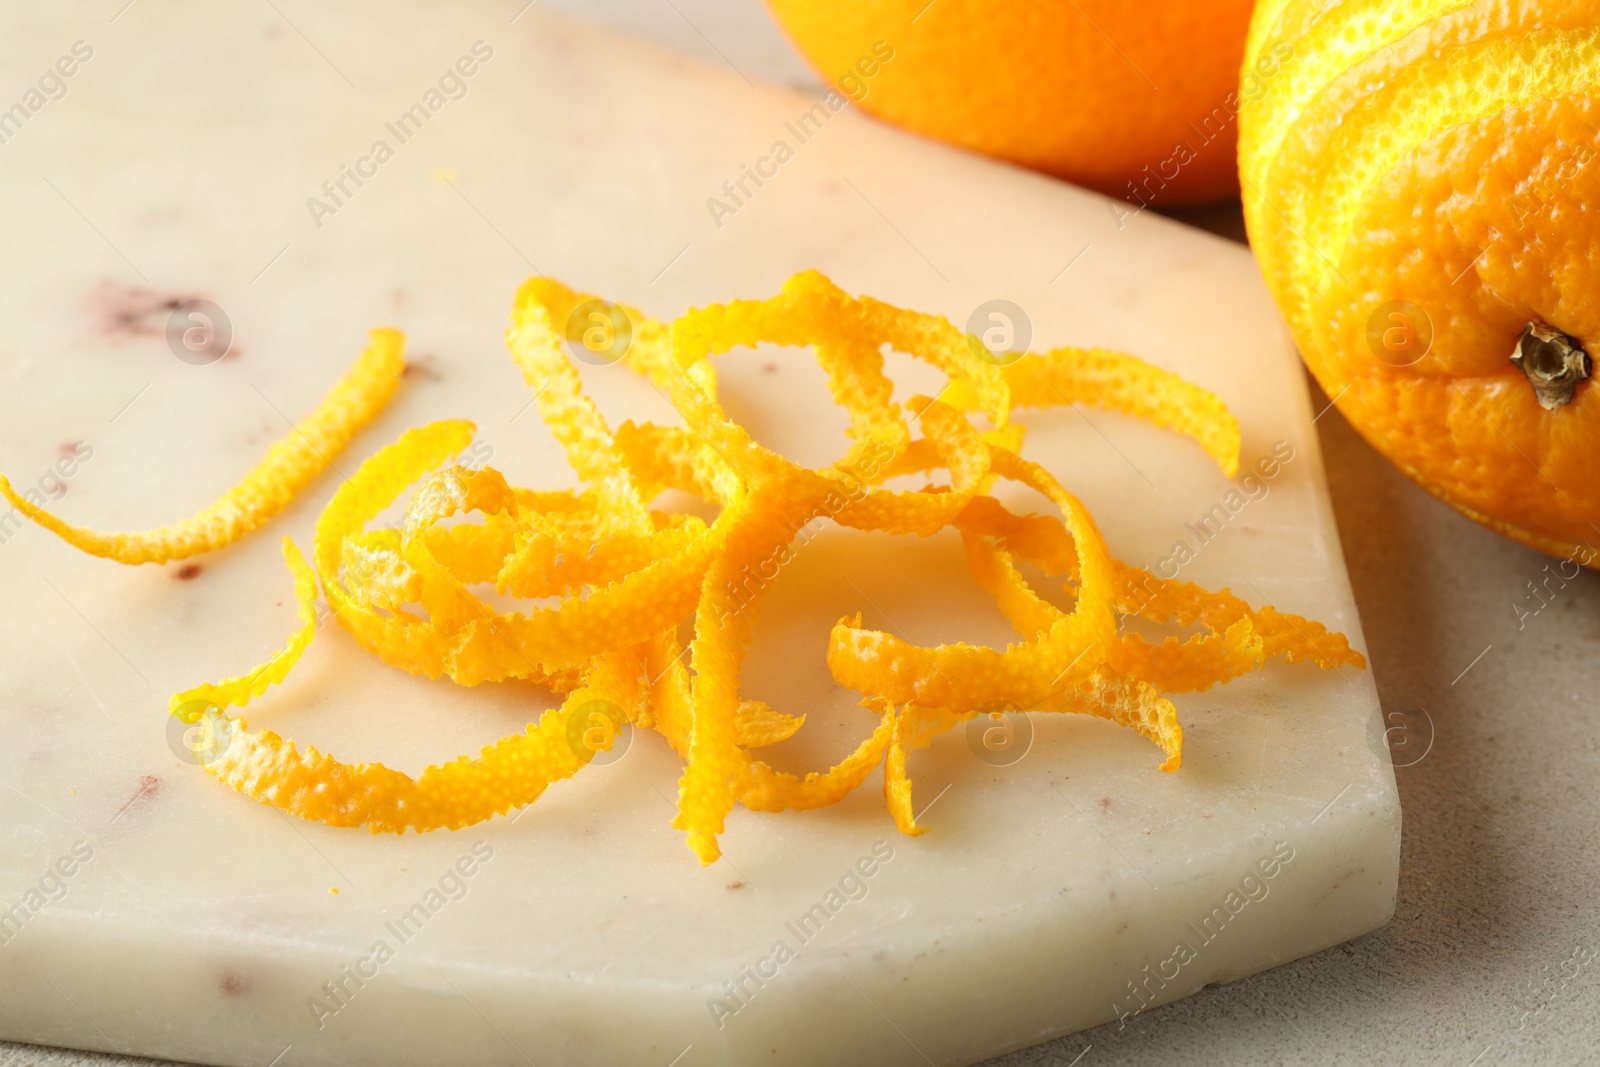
[
  {"x1": 884, "y1": 704, "x2": 961, "y2": 835},
  {"x1": 826, "y1": 445, "x2": 1116, "y2": 711},
  {"x1": 173, "y1": 539, "x2": 604, "y2": 833},
  {"x1": 644, "y1": 636, "x2": 894, "y2": 813},
  {"x1": 944, "y1": 345, "x2": 1240, "y2": 477},
  {"x1": 1032, "y1": 666, "x2": 1183, "y2": 771},
  {"x1": 1005, "y1": 347, "x2": 1240, "y2": 478},
  {"x1": 671, "y1": 477, "x2": 803, "y2": 863},
  {"x1": 877, "y1": 662, "x2": 1182, "y2": 832},
  {"x1": 506, "y1": 286, "x2": 653, "y2": 534},
  {"x1": 2, "y1": 329, "x2": 404, "y2": 564},
  {"x1": 513, "y1": 276, "x2": 718, "y2": 402},
  {"x1": 955, "y1": 493, "x2": 1363, "y2": 692},
  {"x1": 662, "y1": 270, "x2": 1010, "y2": 489}
]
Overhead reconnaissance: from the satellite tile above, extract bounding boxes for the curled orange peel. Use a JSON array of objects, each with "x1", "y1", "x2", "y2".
[
  {"x1": 92, "y1": 271, "x2": 1366, "y2": 863},
  {"x1": 941, "y1": 345, "x2": 1241, "y2": 478},
  {"x1": 1005, "y1": 346, "x2": 1240, "y2": 478},
  {"x1": 171, "y1": 539, "x2": 601, "y2": 833},
  {"x1": 1, "y1": 329, "x2": 404, "y2": 564}
]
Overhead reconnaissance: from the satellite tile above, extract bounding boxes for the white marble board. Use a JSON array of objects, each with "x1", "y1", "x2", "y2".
[{"x1": 0, "y1": 3, "x2": 1399, "y2": 1066}]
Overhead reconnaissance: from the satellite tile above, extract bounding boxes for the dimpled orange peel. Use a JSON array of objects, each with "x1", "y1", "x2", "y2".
[
  {"x1": 1240, "y1": 0, "x2": 1600, "y2": 560},
  {"x1": 0, "y1": 329, "x2": 404, "y2": 564},
  {"x1": 14, "y1": 271, "x2": 1363, "y2": 865},
  {"x1": 763, "y1": 0, "x2": 1258, "y2": 203}
]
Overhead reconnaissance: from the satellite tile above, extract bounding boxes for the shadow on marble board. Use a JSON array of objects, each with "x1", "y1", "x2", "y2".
[{"x1": 1154, "y1": 202, "x2": 1250, "y2": 247}]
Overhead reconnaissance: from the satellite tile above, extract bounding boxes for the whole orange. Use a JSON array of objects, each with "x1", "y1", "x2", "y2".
[
  {"x1": 764, "y1": 0, "x2": 1257, "y2": 205},
  {"x1": 1240, "y1": 0, "x2": 1600, "y2": 562}
]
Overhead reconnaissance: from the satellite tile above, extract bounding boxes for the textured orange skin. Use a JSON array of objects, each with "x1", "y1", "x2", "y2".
[
  {"x1": 764, "y1": 0, "x2": 1255, "y2": 205},
  {"x1": 1240, "y1": 2, "x2": 1600, "y2": 561}
]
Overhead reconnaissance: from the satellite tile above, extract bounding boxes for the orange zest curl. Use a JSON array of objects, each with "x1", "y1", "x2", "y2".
[{"x1": 3, "y1": 330, "x2": 404, "y2": 564}]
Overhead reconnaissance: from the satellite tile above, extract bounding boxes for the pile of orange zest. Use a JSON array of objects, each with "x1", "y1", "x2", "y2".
[
  {"x1": 0, "y1": 330, "x2": 404, "y2": 564},
  {"x1": 69, "y1": 269, "x2": 1361, "y2": 866}
]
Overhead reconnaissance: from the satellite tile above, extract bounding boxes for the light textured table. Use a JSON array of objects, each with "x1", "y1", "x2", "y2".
[{"x1": 4, "y1": 3, "x2": 1597, "y2": 1066}]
